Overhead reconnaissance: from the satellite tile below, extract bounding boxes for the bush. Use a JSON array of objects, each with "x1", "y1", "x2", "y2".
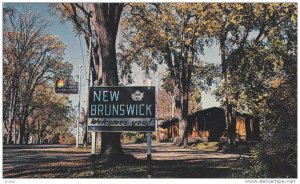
[
  {"x1": 122, "y1": 132, "x2": 147, "y2": 143},
  {"x1": 242, "y1": 84, "x2": 297, "y2": 178},
  {"x1": 59, "y1": 134, "x2": 76, "y2": 144}
]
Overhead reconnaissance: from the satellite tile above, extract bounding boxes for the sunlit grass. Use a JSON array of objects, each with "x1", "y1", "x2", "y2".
[{"x1": 190, "y1": 142, "x2": 222, "y2": 152}]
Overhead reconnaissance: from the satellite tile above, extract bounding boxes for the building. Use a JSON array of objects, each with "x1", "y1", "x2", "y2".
[{"x1": 157, "y1": 107, "x2": 259, "y2": 142}]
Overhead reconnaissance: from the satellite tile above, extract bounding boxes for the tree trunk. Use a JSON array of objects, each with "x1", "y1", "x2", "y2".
[
  {"x1": 83, "y1": 114, "x2": 88, "y2": 147},
  {"x1": 19, "y1": 110, "x2": 30, "y2": 144},
  {"x1": 219, "y1": 32, "x2": 237, "y2": 149},
  {"x1": 19, "y1": 119, "x2": 25, "y2": 144},
  {"x1": 180, "y1": 93, "x2": 189, "y2": 148},
  {"x1": 171, "y1": 94, "x2": 175, "y2": 117},
  {"x1": 174, "y1": 85, "x2": 184, "y2": 146},
  {"x1": 225, "y1": 104, "x2": 237, "y2": 149},
  {"x1": 6, "y1": 90, "x2": 17, "y2": 144},
  {"x1": 90, "y1": 3, "x2": 124, "y2": 162},
  {"x1": 24, "y1": 130, "x2": 29, "y2": 144},
  {"x1": 253, "y1": 117, "x2": 260, "y2": 141},
  {"x1": 37, "y1": 120, "x2": 40, "y2": 144},
  {"x1": 245, "y1": 114, "x2": 253, "y2": 141},
  {"x1": 6, "y1": 122, "x2": 13, "y2": 144}
]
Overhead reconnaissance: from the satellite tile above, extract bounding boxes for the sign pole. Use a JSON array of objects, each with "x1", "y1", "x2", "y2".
[
  {"x1": 145, "y1": 78, "x2": 152, "y2": 178},
  {"x1": 147, "y1": 132, "x2": 152, "y2": 178},
  {"x1": 91, "y1": 131, "x2": 96, "y2": 176},
  {"x1": 76, "y1": 65, "x2": 82, "y2": 148}
]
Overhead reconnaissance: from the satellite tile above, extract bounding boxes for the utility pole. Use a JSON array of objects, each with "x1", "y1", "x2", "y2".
[
  {"x1": 76, "y1": 65, "x2": 82, "y2": 148},
  {"x1": 85, "y1": 37, "x2": 92, "y2": 148},
  {"x1": 85, "y1": 37, "x2": 96, "y2": 175}
]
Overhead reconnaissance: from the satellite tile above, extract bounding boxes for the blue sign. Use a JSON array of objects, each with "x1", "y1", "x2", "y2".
[{"x1": 88, "y1": 86, "x2": 156, "y2": 132}]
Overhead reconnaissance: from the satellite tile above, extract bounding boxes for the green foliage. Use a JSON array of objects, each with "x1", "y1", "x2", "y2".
[
  {"x1": 3, "y1": 7, "x2": 74, "y2": 144},
  {"x1": 122, "y1": 132, "x2": 145, "y2": 143},
  {"x1": 215, "y1": 3, "x2": 297, "y2": 177},
  {"x1": 243, "y1": 70, "x2": 297, "y2": 178},
  {"x1": 195, "y1": 62, "x2": 221, "y2": 93},
  {"x1": 119, "y1": 3, "x2": 221, "y2": 123},
  {"x1": 119, "y1": 3, "x2": 218, "y2": 88}
]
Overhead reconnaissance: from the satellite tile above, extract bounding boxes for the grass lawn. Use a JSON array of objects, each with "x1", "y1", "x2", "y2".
[{"x1": 3, "y1": 143, "x2": 251, "y2": 178}]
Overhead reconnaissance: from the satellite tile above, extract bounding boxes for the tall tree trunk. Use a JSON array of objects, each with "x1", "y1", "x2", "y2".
[
  {"x1": 25, "y1": 133, "x2": 29, "y2": 144},
  {"x1": 245, "y1": 114, "x2": 253, "y2": 141},
  {"x1": 18, "y1": 107, "x2": 29, "y2": 144},
  {"x1": 180, "y1": 91, "x2": 189, "y2": 148},
  {"x1": 174, "y1": 85, "x2": 184, "y2": 145},
  {"x1": 19, "y1": 119, "x2": 25, "y2": 144},
  {"x1": 6, "y1": 121, "x2": 13, "y2": 144},
  {"x1": 6, "y1": 89, "x2": 17, "y2": 144},
  {"x1": 219, "y1": 32, "x2": 236, "y2": 149},
  {"x1": 38, "y1": 120, "x2": 40, "y2": 144},
  {"x1": 225, "y1": 104, "x2": 236, "y2": 149},
  {"x1": 171, "y1": 94, "x2": 175, "y2": 117},
  {"x1": 253, "y1": 117, "x2": 260, "y2": 141},
  {"x1": 90, "y1": 3, "x2": 124, "y2": 162}
]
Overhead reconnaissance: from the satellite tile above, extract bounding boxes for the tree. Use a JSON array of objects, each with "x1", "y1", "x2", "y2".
[
  {"x1": 88, "y1": 4, "x2": 125, "y2": 162},
  {"x1": 203, "y1": 3, "x2": 254, "y2": 149},
  {"x1": 25, "y1": 83, "x2": 75, "y2": 144},
  {"x1": 235, "y1": 4, "x2": 297, "y2": 177},
  {"x1": 3, "y1": 7, "x2": 72, "y2": 144},
  {"x1": 156, "y1": 88, "x2": 173, "y2": 119},
  {"x1": 207, "y1": 3, "x2": 296, "y2": 149},
  {"x1": 119, "y1": 3, "x2": 218, "y2": 147},
  {"x1": 53, "y1": 3, "x2": 125, "y2": 162},
  {"x1": 204, "y1": 3, "x2": 297, "y2": 176}
]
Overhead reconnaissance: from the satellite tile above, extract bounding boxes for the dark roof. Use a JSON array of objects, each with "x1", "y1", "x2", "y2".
[
  {"x1": 159, "y1": 107, "x2": 226, "y2": 129},
  {"x1": 158, "y1": 107, "x2": 224, "y2": 129},
  {"x1": 193, "y1": 107, "x2": 225, "y2": 118}
]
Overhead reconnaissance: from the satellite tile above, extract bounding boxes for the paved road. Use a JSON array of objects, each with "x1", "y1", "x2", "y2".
[{"x1": 3, "y1": 143, "x2": 248, "y2": 178}]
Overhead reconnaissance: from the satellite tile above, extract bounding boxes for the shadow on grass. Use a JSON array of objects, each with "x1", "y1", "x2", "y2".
[
  {"x1": 3, "y1": 143, "x2": 244, "y2": 178},
  {"x1": 92, "y1": 154, "x2": 234, "y2": 178}
]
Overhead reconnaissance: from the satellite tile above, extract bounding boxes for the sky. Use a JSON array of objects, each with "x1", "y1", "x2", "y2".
[{"x1": 3, "y1": 3, "x2": 221, "y2": 111}]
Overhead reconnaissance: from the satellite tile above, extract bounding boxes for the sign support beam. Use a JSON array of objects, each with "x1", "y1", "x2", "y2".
[
  {"x1": 91, "y1": 131, "x2": 96, "y2": 176},
  {"x1": 147, "y1": 132, "x2": 152, "y2": 178}
]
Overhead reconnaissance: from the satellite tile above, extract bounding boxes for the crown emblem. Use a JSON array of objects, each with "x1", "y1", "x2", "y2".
[{"x1": 131, "y1": 90, "x2": 144, "y2": 101}]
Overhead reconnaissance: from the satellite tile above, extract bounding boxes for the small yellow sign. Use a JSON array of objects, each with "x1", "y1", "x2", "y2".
[
  {"x1": 55, "y1": 79, "x2": 78, "y2": 94},
  {"x1": 56, "y1": 79, "x2": 64, "y2": 88}
]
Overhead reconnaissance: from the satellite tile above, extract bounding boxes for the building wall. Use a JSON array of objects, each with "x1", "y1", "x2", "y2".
[
  {"x1": 157, "y1": 108, "x2": 259, "y2": 142},
  {"x1": 236, "y1": 116, "x2": 246, "y2": 140}
]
